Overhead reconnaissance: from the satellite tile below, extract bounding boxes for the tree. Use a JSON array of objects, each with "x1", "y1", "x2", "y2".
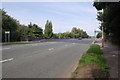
[
  {"x1": 1, "y1": 9, "x2": 20, "y2": 42},
  {"x1": 28, "y1": 23, "x2": 43, "y2": 38},
  {"x1": 17, "y1": 25, "x2": 28, "y2": 37},
  {"x1": 71, "y1": 27, "x2": 79, "y2": 38},
  {"x1": 1, "y1": 9, "x2": 44, "y2": 42},
  {"x1": 71, "y1": 27, "x2": 89, "y2": 38},
  {"x1": 44, "y1": 20, "x2": 53, "y2": 39},
  {"x1": 71, "y1": 27, "x2": 78, "y2": 34},
  {"x1": 52, "y1": 33, "x2": 59, "y2": 39},
  {"x1": 96, "y1": 32, "x2": 102, "y2": 38},
  {"x1": 93, "y1": 2, "x2": 120, "y2": 44}
]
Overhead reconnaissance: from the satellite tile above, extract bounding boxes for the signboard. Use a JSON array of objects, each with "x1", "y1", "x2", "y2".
[
  {"x1": 94, "y1": 30, "x2": 101, "y2": 33},
  {"x1": 5, "y1": 31, "x2": 10, "y2": 34},
  {"x1": 5, "y1": 31, "x2": 10, "y2": 42}
]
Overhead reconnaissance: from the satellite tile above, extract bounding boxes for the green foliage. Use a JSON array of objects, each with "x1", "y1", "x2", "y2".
[
  {"x1": 53, "y1": 27, "x2": 89, "y2": 39},
  {"x1": 17, "y1": 25, "x2": 28, "y2": 37},
  {"x1": 44, "y1": 20, "x2": 53, "y2": 39},
  {"x1": 1, "y1": 9, "x2": 20, "y2": 42},
  {"x1": 2, "y1": 9, "x2": 19, "y2": 31},
  {"x1": 93, "y1": 2, "x2": 120, "y2": 45},
  {"x1": 28, "y1": 23, "x2": 43, "y2": 38},
  {"x1": 1, "y1": 9, "x2": 89, "y2": 41},
  {"x1": 51, "y1": 27, "x2": 89, "y2": 39},
  {"x1": 10, "y1": 31, "x2": 20, "y2": 41},
  {"x1": 79, "y1": 53, "x2": 104, "y2": 64},
  {"x1": 87, "y1": 44, "x2": 103, "y2": 55},
  {"x1": 52, "y1": 33, "x2": 59, "y2": 38},
  {"x1": 71, "y1": 27, "x2": 79, "y2": 34},
  {"x1": 97, "y1": 32, "x2": 102, "y2": 38},
  {"x1": 79, "y1": 53, "x2": 109, "y2": 77},
  {"x1": 71, "y1": 27, "x2": 81, "y2": 38},
  {"x1": 1, "y1": 9, "x2": 43, "y2": 42},
  {"x1": 78, "y1": 44, "x2": 110, "y2": 78}
]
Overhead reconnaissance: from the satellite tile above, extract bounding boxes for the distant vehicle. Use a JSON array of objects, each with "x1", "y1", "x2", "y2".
[{"x1": 78, "y1": 37, "x2": 82, "y2": 40}]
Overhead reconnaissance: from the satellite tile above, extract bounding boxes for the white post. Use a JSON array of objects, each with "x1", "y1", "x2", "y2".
[{"x1": 102, "y1": 23, "x2": 104, "y2": 47}]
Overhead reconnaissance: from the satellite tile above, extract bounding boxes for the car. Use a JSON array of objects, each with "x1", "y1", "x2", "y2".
[{"x1": 78, "y1": 37, "x2": 82, "y2": 40}]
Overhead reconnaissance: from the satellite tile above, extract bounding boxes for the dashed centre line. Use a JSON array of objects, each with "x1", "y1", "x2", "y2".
[
  {"x1": 1, "y1": 47, "x2": 11, "y2": 50},
  {"x1": 0, "y1": 58, "x2": 14, "y2": 63},
  {"x1": 48, "y1": 48, "x2": 54, "y2": 51}
]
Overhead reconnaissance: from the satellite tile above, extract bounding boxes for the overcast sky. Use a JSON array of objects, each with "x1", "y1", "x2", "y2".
[{"x1": 2, "y1": 2, "x2": 100, "y2": 36}]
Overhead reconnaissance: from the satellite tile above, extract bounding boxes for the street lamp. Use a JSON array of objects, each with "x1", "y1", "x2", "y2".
[
  {"x1": 94, "y1": 30, "x2": 96, "y2": 44},
  {"x1": 97, "y1": 9, "x2": 104, "y2": 47},
  {"x1": 101, "y1": 9, "x2": 104, "y2": 47}
]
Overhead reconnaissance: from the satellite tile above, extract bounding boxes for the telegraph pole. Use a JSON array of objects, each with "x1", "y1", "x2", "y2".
[
  {"x1": 101, "y1": 9, "x2": 104, "y2": 47},
  {"x1": 97, "y1": 9, "x2": 104, "y2": 47},
  {"x1": 102, "y1": 22, "x2": 104, "y2": 47}
]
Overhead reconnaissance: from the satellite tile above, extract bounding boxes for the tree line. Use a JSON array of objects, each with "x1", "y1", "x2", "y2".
[
  {"x1": 93, "y1": 2, "x2": 120, "y2": 45},
  {"x1": 1, "y1": 9, "x2": 89, "y2": 42},
  {"x1": 53, "y1": 27, "x2": 89, "y2": 39}
]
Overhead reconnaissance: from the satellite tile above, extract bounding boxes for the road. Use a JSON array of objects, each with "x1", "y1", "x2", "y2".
[{"x1": 2, "y1": 39, "x2": 93, "y2": 78}]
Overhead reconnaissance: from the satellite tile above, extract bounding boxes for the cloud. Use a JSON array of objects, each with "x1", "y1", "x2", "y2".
[{"x1": 44, "y1": 3, "x2": 97, "y2": 17}]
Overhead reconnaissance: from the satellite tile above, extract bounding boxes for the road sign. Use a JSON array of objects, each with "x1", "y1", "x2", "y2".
[
  {"x1": 5, "y1": 31, "x2": 10, "y2": 42},
  {"x1": 5, "y1": 31, "x2": 10, "y2": 34}
]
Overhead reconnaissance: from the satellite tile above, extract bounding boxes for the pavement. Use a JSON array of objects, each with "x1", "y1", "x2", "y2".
[
  {"x1": 95, "y1": 39, "x2": 120, "y2": 79},
  {"x1": 1, "y1": 39, "x2": 93, "y2": 78}
]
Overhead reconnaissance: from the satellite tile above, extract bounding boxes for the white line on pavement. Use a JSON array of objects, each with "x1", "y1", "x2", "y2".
[
  {"x1": 0, "y1": 58, "x2": 14, "y2": 63},
  {"x1": 48, "y1": 48, "x2": 54, "y2": 51},
  {"x1": 2, "y1": 47, "x2": 11, "y2": 50}
]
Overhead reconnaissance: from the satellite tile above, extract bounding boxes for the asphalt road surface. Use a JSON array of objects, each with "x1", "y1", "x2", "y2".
[{"x1": 2, "y1": 39, "x2": 93, "y2": 78}]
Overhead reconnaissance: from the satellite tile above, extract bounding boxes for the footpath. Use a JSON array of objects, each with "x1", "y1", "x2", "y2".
[{"x1": 95, "y1": 39, "x2": 120, "y2": 79}]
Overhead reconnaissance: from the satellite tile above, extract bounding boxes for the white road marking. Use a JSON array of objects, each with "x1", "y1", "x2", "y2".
[
  {"x1": 72, "y1": 43, "x2": 76, "y2": 44},
  {"x1": 1, "y1": 47, "x2": 11, "y2": 50},
  {"x1": 112, "y1": 55, "x2": 116, "y2": 57},
  {"x1": 32, "y1": 44, "x2": 38, "y2": 46},
  {"x1": 0, "y1": 58, "x2": 14, "y2": 63},
  {"x1": 48, "y1": 48, "x2": 54, "y2": 51}
]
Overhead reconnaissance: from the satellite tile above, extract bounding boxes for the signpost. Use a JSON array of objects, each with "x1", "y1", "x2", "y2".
[{"x1": 5, "y1": 31, "x2": 10, "y2": 42}]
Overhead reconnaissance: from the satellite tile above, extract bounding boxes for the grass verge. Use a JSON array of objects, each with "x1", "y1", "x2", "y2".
[
  {"x1": 0, "y1": 42, "x2": 26, "y2": 45},
  {"x1": 72, "y1": 44, "x2": 110, "y2": 78},
  {"x1": 87, "y1": 44, "x2": 103, "y2": 55}
]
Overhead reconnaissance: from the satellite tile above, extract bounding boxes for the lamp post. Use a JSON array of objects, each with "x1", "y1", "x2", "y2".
[
  {"x1": 97, "y1": 9, "x2": 104, "y2": 47},
  {"x1": 102, "y1": 22, "x2": 104, "y2": 47},
  {"x1": 101, "y1": 9, "x2": 104, "y2": 47},
  {"x1": 94, "y1": 30, "x2": 96, "y2": 44}
]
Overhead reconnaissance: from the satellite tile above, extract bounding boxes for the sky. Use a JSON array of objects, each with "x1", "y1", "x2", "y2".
[{"x1": 2, "y1": 2, "x2": 100, "y2": 36}]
